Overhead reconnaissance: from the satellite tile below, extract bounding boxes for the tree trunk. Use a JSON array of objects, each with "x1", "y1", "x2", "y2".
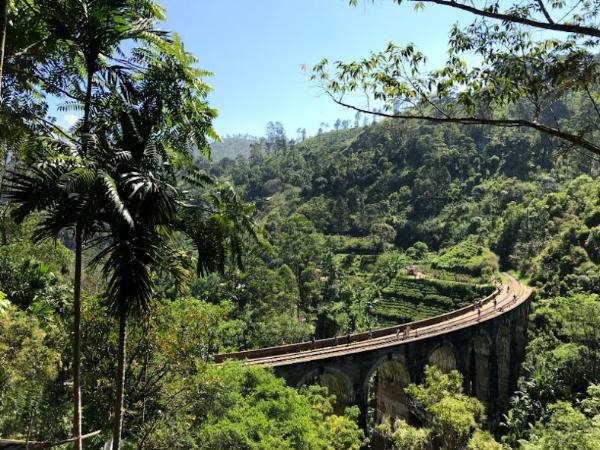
[
  {"x1": 0, "y1": 0, "x2": 8, "y2": 99},
  {"x1": 80, "y1": 62, "x2": 94, "y2": 156},
  {"x1": 71, "y1": 60, "x2": 94, "y2": 450},
  {"x1": 73, "y1": 225, "x2": 83, "y2": 450},
  {"x1": 112, "y1": 309, "x2": 127, "y2": 450}
]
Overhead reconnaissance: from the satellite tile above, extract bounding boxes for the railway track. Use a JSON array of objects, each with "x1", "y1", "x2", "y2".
[{"x1": 215, "y1": 274, "x2": 532, "y2": 367}]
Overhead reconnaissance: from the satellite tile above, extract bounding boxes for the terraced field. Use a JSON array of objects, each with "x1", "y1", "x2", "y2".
[{"x1": 372, "y1": 276, "x2": 493, "y2": 325}]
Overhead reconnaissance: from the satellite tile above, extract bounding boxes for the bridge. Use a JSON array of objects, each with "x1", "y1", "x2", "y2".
[{"x1": 216, "y1": 274, "x2": 533, "y2": 430}]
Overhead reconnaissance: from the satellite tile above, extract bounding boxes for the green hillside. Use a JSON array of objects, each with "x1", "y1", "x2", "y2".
[{"x1": 373, "y1": 276, "x2": 493, "y2": 324}]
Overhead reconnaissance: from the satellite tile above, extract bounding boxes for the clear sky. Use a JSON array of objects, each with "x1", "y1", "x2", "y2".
[
  {"x1": 56, "y1": 1, "x2": 469, "y2": 138},
  {"x1": 157, "y1": 0, "x2": 470, "y2": 139}
]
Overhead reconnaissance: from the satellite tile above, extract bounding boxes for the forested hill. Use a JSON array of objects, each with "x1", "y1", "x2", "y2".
[
  {"x1": 209, "y1": 134, "x2": 258, "y2": 161},
  {"x1": 207, "y1": 118, "x2": 599, "y2": 298}
]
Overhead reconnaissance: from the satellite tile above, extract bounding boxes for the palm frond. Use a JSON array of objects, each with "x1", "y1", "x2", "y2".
[{"x1": 100, "y1": 171, "x2": 134, "y2": 228}]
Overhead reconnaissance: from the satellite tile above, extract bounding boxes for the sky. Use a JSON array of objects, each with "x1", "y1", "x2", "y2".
[
  {"x1": 154, "y1": 0, "x2": 472, "y2": 138},
  {"x1": 54, "y1": 1, "x2": 468, "y2": 138}
]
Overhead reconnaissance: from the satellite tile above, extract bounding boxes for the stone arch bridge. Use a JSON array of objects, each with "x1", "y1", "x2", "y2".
[{"x1": 215, "y1": 275, "x2": 533, "y2": 429}]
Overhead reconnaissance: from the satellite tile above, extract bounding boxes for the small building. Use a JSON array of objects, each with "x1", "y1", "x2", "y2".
[{"x1": 405, "y1": 265, "x2": 417, "y2": 277}]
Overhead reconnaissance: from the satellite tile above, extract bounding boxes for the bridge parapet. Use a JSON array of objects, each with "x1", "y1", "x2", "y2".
[{"x1": 214, "y1": 285, "x2": 501, "y2": 363}]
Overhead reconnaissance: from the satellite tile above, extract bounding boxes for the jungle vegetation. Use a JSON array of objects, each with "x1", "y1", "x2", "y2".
[{"x1": 0, "y1": 1, "x2": 599, "y2": 449}]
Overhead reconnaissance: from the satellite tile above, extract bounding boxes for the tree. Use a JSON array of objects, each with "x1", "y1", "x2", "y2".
[
  {"x1": 82, "y1": 35, "x2": 254, "y2": 447},
  {"x1": 297, "y1": 127, "x2": 307, "y2": 141},
  {"x1": 520, "y1": 385, "x2": 600, "y2": 450},
  {"x1": 194, "y1": 364, "x2": 366, "y2": 450},
  {"x1": 503, "y1": 292, "x2": 600, "y2": 442},
  {"x1": 0, "y1": 0, "x2": 8, "y2": 97},
  {"x1": 5, "y1": 2, "x2": 167, "y2": 447},
  {"x1": 5, "y1": 136, "x2": 136, "y2": 446},
  {"x1": 266, "y1": 121, "x2": 287, "y2": 151},
  {"x1": 377, "y1": 366, "x2": 501, "y2": 450},
  {"x1": 314, "y1": 0, "x2": 600, "y2": 157},
  {"x1": 97, "y1": 174, "x2": 255, "y2": 449},
  {"x1": 0, "y1": 299, "x2": 62, "y2": 439}
]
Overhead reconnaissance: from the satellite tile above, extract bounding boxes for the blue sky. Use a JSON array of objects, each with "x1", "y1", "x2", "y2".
[{"x1": 59, "y1": 1, "x2": 468, "y2": 138}]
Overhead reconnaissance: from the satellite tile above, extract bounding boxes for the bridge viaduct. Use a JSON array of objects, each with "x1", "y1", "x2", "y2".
[{"x1": 216, "y1": 275, "x2": 533, "y2": 432}]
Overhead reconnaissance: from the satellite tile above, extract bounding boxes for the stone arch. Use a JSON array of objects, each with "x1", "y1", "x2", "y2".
[
  {"x1": 297, "y1": 367, "x2": 354, "y2": 414},
  {"x1": 364, "y1": 358, "x2": 412, "y2": 426},
  {"x1": 469, "y1": 333, "x2": 491, "y2": 403},
  {"x1": 496, "y1": 322, "x2": 511, "y2": 403},
  {"x1": 428, "y1": 345, "x2": 457, "y2": 373},
  {"x1": 514, "y1": 310, "x2": 528, "y2": 358}
]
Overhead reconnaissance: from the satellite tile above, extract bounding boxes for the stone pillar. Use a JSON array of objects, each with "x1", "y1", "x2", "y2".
[
  {"x1": 488, "y1": 334, "x2": 499, "y2": 416},
  {"x1": 355, "y1": 381, "x2": 369, "y2": 432}
]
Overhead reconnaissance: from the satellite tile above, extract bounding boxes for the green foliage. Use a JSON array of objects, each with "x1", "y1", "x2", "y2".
[
  {"x1": 519, "y1": 385, "x2": 600, "y2": 450},
  {"x1": 194, "y1": 364, "x2": 366, "y2": 450},
  {"x1": 78, "y1": 296, "x2": 244, "y2": 440},
  {"x1": 0, "y1": 303, "x2": 66, "y2": 439},
  {"x1": 2, "y1": 2, "x2": 600, "y2": 447},
  {"x1": 373, "y1": 276, "x2": 492, "y2": 324},
  {"x1": 502, "y1": 293, "x2": 600, "y2": 444},
  {"x1": 429, "y1": 239, "x2": 497, "y2": 278},
  {"x1": 320, "y1": 0, "x2": 600, "y2": 157},
  {"x1": 0, "y1": 217, "x2": 72, "y2": 311},
  {"x1": 378, "y1": 366, "x2": 500, "y2": 450},
  {"x1": 377, "y1": 418, "x2": 430, "y2": 450}
]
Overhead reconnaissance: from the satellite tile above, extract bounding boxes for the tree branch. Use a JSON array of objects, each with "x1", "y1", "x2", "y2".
[
  {"x1": 26, "y1": 111, "x2": 80, "y2": 145},
  {"x1": 330, "y1": 94, "x2": 600, "y2": 157},
  {"x1": 411, "y1": 0, "x2": 600, "y2": 38},
  {"x1": 536, "y1": 0, "x2": 554, "y2": 24}
]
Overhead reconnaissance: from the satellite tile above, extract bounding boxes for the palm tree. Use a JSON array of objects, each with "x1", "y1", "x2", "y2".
[
  {"x1": 5, "y1": 136, "x2": 134, "y2": 445},
  {"x1": 94, "y1": 150, "x2": 257, "y2": 450},
  {"x1": 86, "y1": 39, "x2": 254, "y2": 444},
  {"x1": 18, "y1": 2, "x2": 166, "y2": 447}
]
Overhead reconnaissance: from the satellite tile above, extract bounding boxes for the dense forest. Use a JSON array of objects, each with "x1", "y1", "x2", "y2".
[{"x1": 1, "y1": 1, "x2": 600, "y2": 449}]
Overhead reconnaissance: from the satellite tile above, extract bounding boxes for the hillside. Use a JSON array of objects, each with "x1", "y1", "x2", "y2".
[
  {"x1": 209, "y1": 134, "x2": 258, "y2": 161},
  {"x1": 2, "y1": 116, "x2": 599, "y2": 447},
  {"x1": 205, "y1": 117, "x2": 598, "y2": 297}
]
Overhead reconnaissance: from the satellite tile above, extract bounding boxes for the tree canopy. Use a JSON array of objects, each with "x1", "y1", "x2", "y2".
[{"x1": 314, "y1": 0, "x2": 600, "y2": 157}]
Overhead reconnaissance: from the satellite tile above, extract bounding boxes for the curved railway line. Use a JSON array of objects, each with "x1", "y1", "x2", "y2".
[{"x1": 215, "y1": 274, "x2": 532, "y2": 368}]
